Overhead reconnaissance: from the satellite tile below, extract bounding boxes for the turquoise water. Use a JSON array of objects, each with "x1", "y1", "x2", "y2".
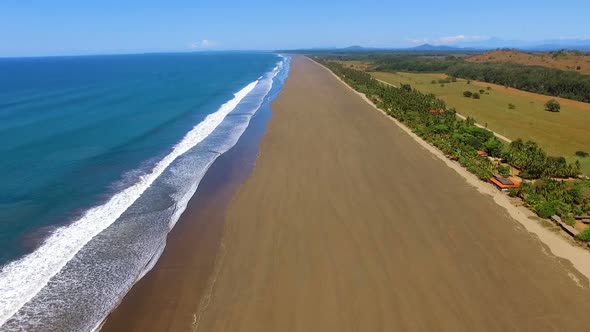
[{"x1": 0, "y1": 52, "x2": 290, "y2": 330}]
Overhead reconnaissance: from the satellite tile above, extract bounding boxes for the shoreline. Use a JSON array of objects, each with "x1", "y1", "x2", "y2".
[
  {"x1": 100, "y1": 69, "x2": 281, "y2": 331},
  {"x1": 310, "y1": 57, "x2": 590, "y2": 284},
  {"x1": 190, "y1": 55, "x2": 590, "y2": 331}
]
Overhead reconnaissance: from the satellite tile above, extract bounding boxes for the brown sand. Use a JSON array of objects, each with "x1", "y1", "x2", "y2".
[
  {"x1": 193, "y1": 56, "x2": 590, "y2": 332},
  {"x1": 100, "y1": 94, "x2": 274, "y2": 331}
]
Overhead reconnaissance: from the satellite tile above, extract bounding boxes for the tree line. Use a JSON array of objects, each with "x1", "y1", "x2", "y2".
[{"x1": 370, "y1": 56, "x2": 590, "y2": 103}]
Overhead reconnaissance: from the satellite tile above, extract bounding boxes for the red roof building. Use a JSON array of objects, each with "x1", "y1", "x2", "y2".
[
  {"x1": 429, "y1": 109, "x2": 445, "y2": 114},
  {"x1": 489, "y1": 175, "x2": 520, "y2": 191}
]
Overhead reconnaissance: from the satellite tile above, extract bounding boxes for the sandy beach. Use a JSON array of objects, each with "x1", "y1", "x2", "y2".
[
  {"x1": 101, "y1": 55, "x2": 590, "y2": 332},
  {"x1": 190, "y1": 56, "x2": 590, "y2": 331},
  {"x1": 100, "y1": 87, "x2": 275, "y2": 331}
]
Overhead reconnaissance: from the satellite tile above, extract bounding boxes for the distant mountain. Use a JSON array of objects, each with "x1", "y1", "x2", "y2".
[
  {"x1": 529, "y1": 39, "x2": 590, "y2": 52},
  {"x1": 342, "y1": 45, "x2": 370, "y2": 51},
  {"x1": 407, "y1": 44, "x2": 465, "y2": 51},
  {"x1": 279, "y1": 39, "x2": 590, "y2": 54},
  {"x1": 278, "y1": 44, "x2": 470, "y2": 53},
  {"x1": 449, "y1": 38, "x2": 590, "y2": 52}
]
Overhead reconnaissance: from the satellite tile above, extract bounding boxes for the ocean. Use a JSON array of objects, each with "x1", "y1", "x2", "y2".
[{"x1": 0, "y1": 52, "x2": 290, "y2": 331}]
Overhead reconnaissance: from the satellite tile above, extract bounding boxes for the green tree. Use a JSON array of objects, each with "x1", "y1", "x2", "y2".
[
  {"x1": 484, "y1": 137, "x2": 503, "y2": 157},
  {"x1": 463, "y1": 91, "x2": 472, "y2": 97},
  {"x1": 508, "y1": 103, "x2": 516, "y2": 109},
  {"x1": 545, "y1": 99, "x2": 561, "y2": 112},
  {"x1": 472, "y1": 93, "x2": 480, "y2": 99}
]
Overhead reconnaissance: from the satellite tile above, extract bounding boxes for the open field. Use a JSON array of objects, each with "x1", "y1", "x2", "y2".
[
  {"x1": 467, "y1": 49, "x2": 590, "y2": 75},
  {"x1": 370, "y1": 70, "x2": 590, "y2": 174}
]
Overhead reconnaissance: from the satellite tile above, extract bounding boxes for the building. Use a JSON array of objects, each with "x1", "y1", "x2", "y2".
[
  {"x1": 489, "y1": 175, "x2": 520, "y2": 192},
  {"x1": 477, "y1": 150, "x2": 489, "y2": 157}
]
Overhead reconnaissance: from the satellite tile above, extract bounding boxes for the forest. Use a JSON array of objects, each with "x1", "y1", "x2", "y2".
[
  {"x1": 317, "y1": 59, "x2": 590, "y2": 234},
  {"x1": 369, "y1": 55, "x2": 590, "y2": 102}
]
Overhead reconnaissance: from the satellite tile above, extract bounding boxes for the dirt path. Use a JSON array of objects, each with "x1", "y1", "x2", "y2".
[
  {"x1": 193, "y1": 56, "x2": 590, "y2": 332},
  {"x1": 375, "y1": 77, "x2": 512, "y2": 142}
]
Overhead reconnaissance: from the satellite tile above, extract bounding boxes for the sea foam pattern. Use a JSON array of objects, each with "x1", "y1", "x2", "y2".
[{"x1": 0, "y1": 56, "x2": 289, "y2": 331}]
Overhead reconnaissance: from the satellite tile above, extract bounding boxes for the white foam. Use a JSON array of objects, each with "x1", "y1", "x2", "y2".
[{"x1": 0, "y1": 79, "x2": 259, "y2": 327}]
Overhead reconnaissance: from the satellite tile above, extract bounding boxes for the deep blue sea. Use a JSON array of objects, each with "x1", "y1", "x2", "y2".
[{"x1": 0, "y1": 52, "x2": 290, "y2": 331}]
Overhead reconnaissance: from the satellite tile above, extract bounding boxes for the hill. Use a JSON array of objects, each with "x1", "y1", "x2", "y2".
[
  {"x1": 407, "y1": 44, "x2": 465, "y2": 51},
  {"x1": 467, "y1": 49, "x2": 590, "y2": 75}
]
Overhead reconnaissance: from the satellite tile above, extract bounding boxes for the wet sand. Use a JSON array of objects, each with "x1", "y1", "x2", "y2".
[
  {"x1": 192, "y1": 56, "x2": 590, "y2": 331},
  {"x1": 100, "y1": 87, "x2": 274, "y2": 331}
]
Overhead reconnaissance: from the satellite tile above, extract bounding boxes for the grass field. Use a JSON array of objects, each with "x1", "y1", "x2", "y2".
[
  {"x1": 467, "y1": 50, "x2": 590, "y2": 75},
  {"x1": 369, "y1": 70, "x2": 590, "y2": 175}
]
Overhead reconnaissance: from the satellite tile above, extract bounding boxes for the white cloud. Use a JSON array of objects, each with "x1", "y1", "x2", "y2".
[
  {"x1": 189, "y1": 39, "x2": 217, "y2": 49},
  {"x1": 409, "y1": 38, "x2": 429, "y2": 44},
  {"x1": 438, "y1": 35, "x2": 489, "y2": 44},
  {"x1": 408, "y1": 35, "x2": 490, "y2": 45}
]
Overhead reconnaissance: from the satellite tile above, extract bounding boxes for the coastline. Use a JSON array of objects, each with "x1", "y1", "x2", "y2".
[
  {"x1": 100, "y1": 60, "x2": 286, "y2": 331},
  {"x1": 0, "y1": 54, "x2": 289, "y2": 331},
  {"x1": 190, "y1": 56, "x2": 590, "y2": 331}
]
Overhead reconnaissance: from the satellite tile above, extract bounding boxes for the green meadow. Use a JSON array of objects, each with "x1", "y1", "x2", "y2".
[{"x1": 370, "y1": 71, "x2": 590, "y2": 175}]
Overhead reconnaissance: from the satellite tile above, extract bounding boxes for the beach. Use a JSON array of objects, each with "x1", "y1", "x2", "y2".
[
  {"x1": 192, "y1": 56, "x2": 590, "y2": 331},
  {"x1": 100, "y1": 69, "x2": 278, "y2": 331},
  {"x1": 0, "y1": 53, "x2": 287, "y2": 331},
  {"x1": 106, "y1": 55, "x2": 589, "y2": 331}
]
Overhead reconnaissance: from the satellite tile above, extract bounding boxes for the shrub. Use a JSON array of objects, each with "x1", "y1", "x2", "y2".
[
  {"x1": 545, "y1": 99, "x2": 561, "y2": 112},
  {"x1": 563, "y1": 215, "x2": 576, "y2": 226},
  {"x1": 486, "y1": 86, "x2": 491, "y2": 90},
  {"x1": 508, "y1": 103, "x2": 516, "y2": 109},
  {"x1": 431, "y1": 80, "x2": 437, "y2": 84},
  {"x1": 577, "y1": 228, "x2": 590, "y2": 242},
  {"x1": 463, "y1": 91, "x2": 473, "y2": 97},
  {"x1": 400, "y1": 83, "x2": 412, "y2": 92},
  {"x1": 432, "y1": 124, "x2": 450, "y2": 134},
  {"x1": 575, "y1": 151, "x2": 589, "y2": 157},
  {"x1": 536, "y1": 201, "x2": 558, "y2": 218},
  {"x1": 479, "y1": 89, "x2": 485, "y2": 94},
  {"x1": 497, "y1": 164, "x2": 511, "y2": 177},
  {"x1": 524, "y1": 193, "x2": 543, "y2": 208},
  {"x1": 472, "y1": 93, "x2": 480, "y2": 99}
]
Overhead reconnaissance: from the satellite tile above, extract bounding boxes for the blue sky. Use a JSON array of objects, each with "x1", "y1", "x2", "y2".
[{"x1": 2, "y1": 0, "x2": 589, "y2": 56}]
